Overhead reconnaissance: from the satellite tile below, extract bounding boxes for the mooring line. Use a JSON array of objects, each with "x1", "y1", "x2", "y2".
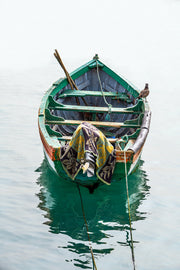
[
  {"x1": 124, "y1": 151, "x2": 136, "y2": 270},
  {"x1": 77, "y1": 184, "x2": 98, "y2": 270},
  {"x1": 95, "y1": 58, "x2": 112, "y2": 120}
]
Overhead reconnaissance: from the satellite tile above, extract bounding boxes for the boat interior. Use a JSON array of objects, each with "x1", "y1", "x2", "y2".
[{"x1": 45, "y1": 68, "x2": 144, "y2": 147}]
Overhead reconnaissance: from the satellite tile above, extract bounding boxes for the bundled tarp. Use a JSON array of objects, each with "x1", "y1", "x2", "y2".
[{"x1": 60, "y1": 122, "x2": 116, "y2": 184}]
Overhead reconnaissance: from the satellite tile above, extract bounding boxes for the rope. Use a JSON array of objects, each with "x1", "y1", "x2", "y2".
[
  {"x1": 77, "y1": 184, "x2": 98, "y2": 270},
  {"x1": 124, "y1": 151, "x2": 136, "y2": 270},
  {"x1": 95, "y1": 59, "x2": 112, "y2": 120}
]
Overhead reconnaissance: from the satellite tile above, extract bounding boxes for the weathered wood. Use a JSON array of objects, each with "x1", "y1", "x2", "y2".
[
  {"x1": 54, "y1": 49, "x2": 80, "y2": 105},
  {"x1": 57, "y1": 136, "x2": 72, "y2": 141},
  {"x1": 128, "y1": 111, "x2": 151, "y2": 154},
  {"x1": 45, "y1": 108, "x2": 65, "y2": 121},
  {"x1": 48, "y1": 96, "x2": 144, "y2": 114},
  {"x1": 49, "y1": 104, "x2": 140, "y2": 114},
  {"x1": 45, "y1": 124, "x2": 62, "y2": 137},
  {"x1": 46, "y1": 119, "x2": 140, "y2": 128},
  {"x1": 54, "y1": 50, "x2": 89, "y2": 106},
  {"x1": 57, "y1": 136, "x2": 118, "y2": 143},
  {"x1": 58, "y1": 89, "x2": 131, "y2": 101},
  {"x1": 54, "y1": 50, "x2": 75, "y2": 90}
]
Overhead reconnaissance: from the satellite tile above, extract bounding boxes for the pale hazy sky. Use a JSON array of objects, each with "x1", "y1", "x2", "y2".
[{"x1": 0, "y1": 0, "x2": 179, "y2": 81}]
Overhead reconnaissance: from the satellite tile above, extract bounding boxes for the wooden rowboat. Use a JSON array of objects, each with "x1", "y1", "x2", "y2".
[{"x1": 38, "y1": 53, "x2": 151, "y2": 191}]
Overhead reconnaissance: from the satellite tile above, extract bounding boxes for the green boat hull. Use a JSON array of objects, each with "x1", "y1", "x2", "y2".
[{"x1": 38, "y1": 55, "x2": 151, "y2": 189}]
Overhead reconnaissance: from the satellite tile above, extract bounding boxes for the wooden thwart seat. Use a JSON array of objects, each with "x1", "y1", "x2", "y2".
[
  {"x1": 50, "y1": 105, "x2": 137, "y2": 114},
  {"x1": 58, "y1": 89, "x2": 131, "y2": 101},
  {"x1": 57, "y1": 135, "x2": 117, "y2": 143},
  {"x1": 48, "y1": 96, "x2": 144, "y2": 114},
  {"x1": 45, "y1": 119, "x2": 140, "y2": 128}
]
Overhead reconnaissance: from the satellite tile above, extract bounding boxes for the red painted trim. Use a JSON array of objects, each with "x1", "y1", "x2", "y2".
[
  {"x1": 116, "y1": 150, "x2": 133, "y2": 162},
  {"x1": 38, "y1": 123, "x2": 60, "y2": 161}
]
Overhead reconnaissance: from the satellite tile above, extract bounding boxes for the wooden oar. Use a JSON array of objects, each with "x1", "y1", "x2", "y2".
[
  {"x1": 54, "y1": 50, "x2": 88, "y2": 106},
  {"x1": 54, "y1": 50, "x2": 76, "y2": 89},
  {"x1": 54, "y1": 50, "x2": 79, "y2": 105}
]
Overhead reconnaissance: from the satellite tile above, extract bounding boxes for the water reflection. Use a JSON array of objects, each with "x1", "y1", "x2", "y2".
[{"x1": 36, "y1": 158, "x2": 150, "y2": 268}]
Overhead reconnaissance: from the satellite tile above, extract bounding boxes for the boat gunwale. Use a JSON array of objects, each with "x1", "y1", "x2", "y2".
[
  {"x1": 49, "y1": 58, "x2": 140, "y2": 98},
  {"x1": 38, "y1": 57, "x2": 151, "y2": 164}
]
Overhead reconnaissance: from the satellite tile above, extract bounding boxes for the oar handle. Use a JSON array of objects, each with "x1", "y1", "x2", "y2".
[
  {"x1": 54, "y1": 50, "x2": 78, "y2": 90},
  {"x1": 54, "y1": 52, "x2": 73, "y2": 89},
  {"x1": 54, "y1": 50, "x2": 89, "y2": 106}
]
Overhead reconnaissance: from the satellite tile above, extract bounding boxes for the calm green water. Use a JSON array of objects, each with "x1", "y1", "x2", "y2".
[
  {"x1": 1, "y1": 4, "x2": 180, "y2": 265},
  {"x1": 0, "y1": 62, "x2": 179, "y2": 270}
]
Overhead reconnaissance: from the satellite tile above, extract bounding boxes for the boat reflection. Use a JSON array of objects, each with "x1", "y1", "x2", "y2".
[{"x1": 36, "y1": 158, "x2": 150, "y2": 269}]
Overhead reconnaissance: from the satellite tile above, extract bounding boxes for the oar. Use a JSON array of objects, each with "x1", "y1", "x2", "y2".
[
  {"x1": 54, "y1": 50, "x2": 88, "y2": 106},
  {"x1": 54, "y1": 50, "x2": 76, "y2": 89},
  {"x1": 54, "y1": 50, "x2": 80, "y2": 105}
]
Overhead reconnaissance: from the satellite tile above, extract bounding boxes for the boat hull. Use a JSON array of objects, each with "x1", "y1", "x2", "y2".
[
  {"x1": 41, "y1": 133, "x2": 142, "y2": 188},
  {"x1": 38, "y1": 55, "x2": 151, "y2": 189}
]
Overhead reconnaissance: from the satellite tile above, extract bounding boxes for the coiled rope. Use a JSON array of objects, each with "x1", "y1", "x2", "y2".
[
  {"x1": 77, "y1": 184, "x2": 97, "y2": 270},
  {"x1": 124, "y1": 151, "x2": 136, "y2": 270}
]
